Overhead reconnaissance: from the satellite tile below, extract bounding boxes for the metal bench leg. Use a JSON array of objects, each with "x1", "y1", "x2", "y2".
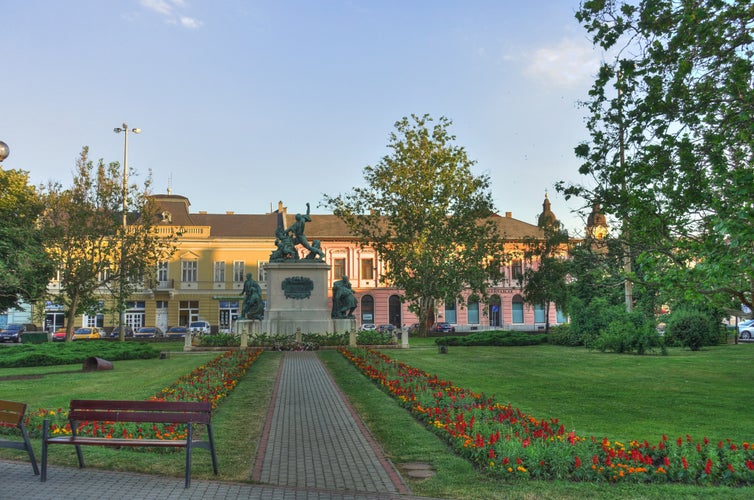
[
  {"x1": 40, "y1": 420, "x2": 48, "y2": 481},
  {"x1": 184, "y1": 423, "x2": 193, "y2": 488},
  {"x1": 19, "y1": 422, "x2": 39, "y2": 475}
]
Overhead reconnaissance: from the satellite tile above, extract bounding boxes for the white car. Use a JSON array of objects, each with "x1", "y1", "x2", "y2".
[
  {"x1": 738, "y1": 319, "x2": 754, "y2": 340},
  {"x1": 359, "y1": 323, "x2": 376, "y2": 331},
  {"x1": 189, "y1": 321, "x2": 211, "y2": 335}
]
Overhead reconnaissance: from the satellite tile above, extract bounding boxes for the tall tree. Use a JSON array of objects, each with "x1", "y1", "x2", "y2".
[
  {"x1": 41, "y1": 147, "x2": 176, "y2": 341},
  {"x1": 559, "y1": 0, "x2": 754, "y2": 314},
  {"x1": 324, "y1": 114, "x2": 506, "y2": 334},
  {"x1": 0, "y1": 168, "x2": 55, "y2": 313},
  {"x1": 520, "y1": 205, "x2": 571, "y2": 333}
]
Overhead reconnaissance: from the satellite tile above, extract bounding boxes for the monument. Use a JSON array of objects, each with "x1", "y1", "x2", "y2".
[{"x1": 263, "y1": 203, "x2": 356, "y2": 336}]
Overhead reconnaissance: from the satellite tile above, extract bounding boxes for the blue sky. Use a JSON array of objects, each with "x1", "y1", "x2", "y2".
[{"x1": 3, "y1": 0, "x2": 600, "y2": 233}]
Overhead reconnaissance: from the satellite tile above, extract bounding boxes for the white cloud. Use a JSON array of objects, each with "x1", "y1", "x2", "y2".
[
  {"x1": 179, "y1": 16, "x2": 202, "y2": 29},
  {"x1": 524, "y1": 37, "x2": 599, "y2": 88},
  {"x1": 140, "y1": 0, "x2": 201, "y2": 29}
]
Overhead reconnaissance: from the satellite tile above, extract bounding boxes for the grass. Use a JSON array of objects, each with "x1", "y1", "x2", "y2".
[
  {"x1": 2, "y1": 340, "x2": 753, "y2": 498},
  {"x1": 321, "y1": 340, "x2": 754, "y2": 499}
]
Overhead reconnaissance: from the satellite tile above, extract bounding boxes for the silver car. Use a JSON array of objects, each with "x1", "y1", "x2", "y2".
[{"x1": 738, "y1": 319, "x2": 754, "y2": 340}]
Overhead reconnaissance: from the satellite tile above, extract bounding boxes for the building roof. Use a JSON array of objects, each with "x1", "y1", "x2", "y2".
[{"x1": 150, "y1": 193, "x2": 545, "y2": 241}]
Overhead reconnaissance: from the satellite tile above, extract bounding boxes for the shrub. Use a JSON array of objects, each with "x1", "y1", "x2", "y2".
[
  {"x1": 591, "y1": 310, "x2": 666, "y2": 355},
  {"x1": 665, "y1": 309, "x2": 718, "y2": 351},
  {"x1": 548, "y1": 323, "x2": 583, "y2": 346},
  {"x1": 356, "y1": 330, "x2": 395, "y2": 345},
  {"x1": 0, "y1": 341, "x2": 160, "y2": 368}
]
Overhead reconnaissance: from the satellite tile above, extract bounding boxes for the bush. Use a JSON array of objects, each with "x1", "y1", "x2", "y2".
[
  {"x1": 665, "y1": 309, "x2": 720, "y2": 351},
  {"x1": 591, "y1": 310, "x2": 666, "y2": 355},
  {"x1": 356, "y1": 330, "x2": 395, "y2": 345},
  {"x1": 0, "y1": 341, "x2": 160, "y2": 368},
  {"x1": 548, "y1": 323, "x2": 583, "y2": 346}
]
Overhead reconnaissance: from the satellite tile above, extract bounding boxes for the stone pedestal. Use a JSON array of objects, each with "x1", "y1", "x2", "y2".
[
  {"x1": 263, "y1": 261, "x2": 334, "y2": 335},
  {"x1": 236, "y1": 319, "x2": 261, "y2": 348}
]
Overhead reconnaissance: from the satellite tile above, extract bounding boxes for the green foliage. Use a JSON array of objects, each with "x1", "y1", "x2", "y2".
[
  {"x1": 40, "y1": 147, "x2": 177, "y2": 338},
  {"x1": 302, "y1": 332, "x2": 348, "y2": 346},
  {"x1": 0, "y1": 168, "x2": 55, "y2": 312},
  {"x1": 0, "y1": 341, "x2": 160, "y2": 368},
  {"x1": 665, "y1": 309, "x2": 724, "y2": 351},
  {"x1": 548, "y1": 323, "x2": 583, "y2": 347},
  {"x1": 562, "y1": 0, "x2": 754, "y2": 316},
  {"x1": 435, "y1": 331, "x2": 548, "y2": 347},
  {"x1": 356, "y1": 330, "x2": 395, "y2": 345},
  {"x1": 520, "y1": 212, "x2": 571, "y2": 333},
  {"x1": 567, "y1": 296, "x2": 617, "y2": 348},
  {"x1": 324, "y1": 114, "x2": 506, "y2": 336},
  {"x1": 592, "y1": 310, "x2": 666, "y2": 355}
]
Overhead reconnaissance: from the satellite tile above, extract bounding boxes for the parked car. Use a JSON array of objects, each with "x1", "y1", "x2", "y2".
[
  {"x1": 52, "y1": 327, "x2": 68, "y2": 342},
  {"x1": 431, "y1": 322, "x2": 455, "y2": 333},
  {"x1": 109, "y1": 325, "x2": 134, "y2": 338},
  {"x1": 189, "y1": 321, "x2": 211, "y2": 335},
  {"x1": 407, "y1": 323, "x2": 421, "y2": 335},
  {"x1": 165, "y1": 326, "x2": 189, "y2": 339},
  {"x1": 738, "y1": 319, "x2": 754, "y2": 340},
  {"x1": 134, "y1": 327, "x2": 164, "y2": 338},
  {"x1": 0, "y1": 323, "x2": 39, "y2": 343},
  {"x1": 72, "y1": 327, "x2": 104, "y2": 340},
  {"x1": 359, "y1": 323, "x2": 376, "y2": 331},
  {"x1": 378, "y1": 324, "x2": 395, "y2": 334}
]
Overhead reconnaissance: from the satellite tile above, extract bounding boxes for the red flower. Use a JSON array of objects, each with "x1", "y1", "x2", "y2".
[
  {"x1": 705, "y1": 459, "x2": 713, "y2": 475},
  {"x1": 574, "y1": 456, "x2": 582, "y2": 468}
]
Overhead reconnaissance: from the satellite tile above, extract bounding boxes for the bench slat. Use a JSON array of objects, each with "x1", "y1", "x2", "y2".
[
  {"x1": 69, "y1": 409, "x2": 211, "y2": 424},
  {"x1": 70, "y1": 400, "x2": 211, "y2": 412}
]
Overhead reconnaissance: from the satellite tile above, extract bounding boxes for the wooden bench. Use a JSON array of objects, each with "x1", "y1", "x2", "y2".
[
  {"x1": 41, "y1": 399, "x2": 218, "y2": 488},
  {"x1": 0, "y1": 400, "x2": 39, "y2": 475}
]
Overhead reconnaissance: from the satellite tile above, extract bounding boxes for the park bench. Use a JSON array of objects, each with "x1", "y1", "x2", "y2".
[
  {"x1": 0, "y1": 400, "x2": 39, "y2": 475},
  {"x1": 41, "y1": 399, "x2": 218, "y2": 488}
]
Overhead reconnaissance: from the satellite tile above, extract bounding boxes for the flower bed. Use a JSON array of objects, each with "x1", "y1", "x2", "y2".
[
  {"x1": 13, "y1": 349, "x2": 263, "y2": 441},
  {"x1": 339, "y1": 347, "x2": 754, "y2": 485}
]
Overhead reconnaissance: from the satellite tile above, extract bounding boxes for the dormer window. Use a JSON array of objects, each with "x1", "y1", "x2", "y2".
[{"x1": 161, "y1": 211, "x2": 172, "y2": 223}]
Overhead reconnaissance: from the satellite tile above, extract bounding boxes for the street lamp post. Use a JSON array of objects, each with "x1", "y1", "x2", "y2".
[
  {"x1": 113, "y1": 124, "x2": 140, "y2": 340},
  {"x1": 0, "y1": 141, "x2": 9, "y2": 165}
]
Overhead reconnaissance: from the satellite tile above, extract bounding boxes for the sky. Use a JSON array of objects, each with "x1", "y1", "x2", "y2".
[{"x1": 2, "y1": 0, "x2": 602, "y2": 234}]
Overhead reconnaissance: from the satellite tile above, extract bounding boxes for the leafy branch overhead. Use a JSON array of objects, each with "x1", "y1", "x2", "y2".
[
  {"x1": 324, "y1": 114, "x2": 506, "y2": 332},
  {"x1": 559, "y1": 0, "x2": 754, "y2": 313}
]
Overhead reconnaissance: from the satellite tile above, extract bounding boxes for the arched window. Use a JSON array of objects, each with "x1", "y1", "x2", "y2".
[
  {"x1": 512, "y1": 295, "x2": 524, "y2": 323},
  {"x1": 488, "y1": 294, "x2": 501, "y2": 327},
  {"x1": 389, "y1": 295, "x2": 402, "y2": 327},
  {"x1": 467, "y1": 296, "x2": 480, "y2": 324},
  {"x1": 360, "y1": 295, "x2": 374, "y2": 324}
]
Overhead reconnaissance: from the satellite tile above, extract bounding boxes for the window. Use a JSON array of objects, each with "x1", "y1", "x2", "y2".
[
  {"x1": 333, "y1": 258, "x2": 346, "y2": 281},
  {"x1": 182, "y1": 260, "x2": 198, "y2": 283},
  {"x1": 214, "y1": 261, "x2": 225, "y2": 283},
  {"x1": 233, "y1": 261, "x2": 245, "y2": 282},
  {"x1": 467, "y1": 296, "x2": 480, "y2": 324},
  {"x1": 258, "y1": 261, "x2": 268, "y2": 283},
  {"x1": 179, "y1": 300, "x2": 200, "y2": 326},
  {"x1": 157, "y1": 261, "x2": 168, "y2": 284},
  {"x1": 360, "y1": 295, "x2": 374, "y2": 323},
  {"x1": 556, "y1": 308, "x2": 567, "y2": 323},
  {"x1": 444, "y1": 299, "x2": 457, "y2": 324},
  {"x1": 511, "y1": 260, "x2": 523, "y2": 281},
  {"x1": 512, "y1": 295, "x2": 524, "y2": 323},
  {"x1": 360, "y1": 258, "x2": 374, "y2": 280},
  {"x1": 534, "y1": 303, "x2": 546, "y2": 323}
]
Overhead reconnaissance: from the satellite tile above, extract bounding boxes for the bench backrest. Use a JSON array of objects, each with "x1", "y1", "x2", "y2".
[
  {"x1": 68, "y1": 400, "x2": 212, "y2": 425},
  {"x1": 0, "y1": 400, "x2": 27, "y2": 427}
]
